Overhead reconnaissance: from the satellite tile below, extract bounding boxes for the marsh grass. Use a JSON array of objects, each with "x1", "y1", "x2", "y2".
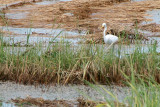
[
  {"x1": 0, "y1": 30, "x2": 160, "y2": 85},
  {"x1": 84, "y1": 75, "x2": 160, "y2": 107},
  {"x1": 84, "y1": 44, "x2": 160, "y2": 106},
  {"x1": 88, "y1": 65, "x2": 160, "y2": 107}
]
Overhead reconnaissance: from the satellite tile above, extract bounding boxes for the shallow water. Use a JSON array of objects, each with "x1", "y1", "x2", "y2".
[
  {"x1": 2, "y1": 0, "x2": 72, "y2": 20},
  {"x1": 142, "y1": 9, "x2": 160, "y2": 25},
  {"x1": 0, "y1": 0, "x2": 160, "y2": 55},
  {"x1": 131, "y1": 0, "x2": 152, "y2": 2},
  {"x1": 1, "y1": 27, "x2": 82, "y2": 36},
  {"x1": 0, "y1": 102, "x2": 16, "y2": 107},
  {"x1": 138, "y1": 8, "x2": 160, "y2": 40},
  {"x1": 35, "y1": 0, "x2": 72, "y2": 5},
  {"x1": 92, "y1": 40, "x2": 160, "y2": 58},
  {"x1": 138, "y1": 29, "x2": 160, "y2": 37},
  {"x1": 1, "y1": 26, "x2": 85, "y2": 45},
  {"x1": 0, "y1": 0, "x2": 160, "y2": 106},
  {"x1": 5, "y1": 12, "x2": 29, "y2": 19},
  {"x1": 3, "y1": 35, "x2": 82, "y2": 46}
]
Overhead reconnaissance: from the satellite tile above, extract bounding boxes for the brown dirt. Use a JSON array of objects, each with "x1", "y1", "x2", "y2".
[
  {"x1": 78, "y1": 99, "x2": 127, "y2": 107},
  {"x1": 12, "y1": 97, "x2": 75, "y2": 107},
  {"x1": 140, "y1": 23, "x2": 160, "y2": 33},
  {"x1": 0, "y1": 0, "x2": 41, "y2": 5},
  {"x1": 1, "y1": 0, "x2": 160, "y2": 40},
  {"x1": 12, "y1": 97, "x2": 127, "y2": 107}
]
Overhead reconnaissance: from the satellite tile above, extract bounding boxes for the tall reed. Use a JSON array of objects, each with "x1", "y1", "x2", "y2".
[{"x1": 0, "y1": 31, "x2": 159, "y2": 85}]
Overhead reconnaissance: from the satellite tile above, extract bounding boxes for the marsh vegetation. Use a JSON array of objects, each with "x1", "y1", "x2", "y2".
[
  {"x1": 0, "y1": 0, "x2": 160, "y2": 107},
  {"x1": 0, "y1": 30, "x2": 159, "y2": 85}
]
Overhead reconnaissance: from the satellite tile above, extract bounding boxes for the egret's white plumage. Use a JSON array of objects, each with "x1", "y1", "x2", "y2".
[{"x1": 102, "y1": 23, "x2": 118, "y2": 45}]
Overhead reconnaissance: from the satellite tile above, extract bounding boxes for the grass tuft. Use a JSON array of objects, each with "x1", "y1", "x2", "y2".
[{"x1": 0, "y1": 30, "x2": 160, "y2": 85}]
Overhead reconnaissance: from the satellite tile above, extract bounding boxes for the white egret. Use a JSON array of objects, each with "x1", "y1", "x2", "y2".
[{"x1": 102, "y1": 23, "x2": 118, "y2": 49}]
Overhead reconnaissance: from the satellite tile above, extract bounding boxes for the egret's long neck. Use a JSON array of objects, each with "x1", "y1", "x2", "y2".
[{"x1": 103, "y1": 26, "x2": 107, "y2": 38}]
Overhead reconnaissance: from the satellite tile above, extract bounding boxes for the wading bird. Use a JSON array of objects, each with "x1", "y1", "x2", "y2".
[{"x1": 102, "y1": 23, "x2": 118, "y2": 49}]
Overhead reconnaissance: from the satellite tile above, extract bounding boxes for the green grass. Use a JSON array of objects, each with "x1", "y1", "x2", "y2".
[
  {"x1": 0, "y1": 28, "x2": 160, "y2": 106},
  {"x1": 0, "y1": 30, "x2": 160, "y2": 85},
  {"x1": 85, "y1": 76, "x2": 160, "y2": 107}
]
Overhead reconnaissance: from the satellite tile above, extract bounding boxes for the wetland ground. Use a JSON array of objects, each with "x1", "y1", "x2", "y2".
[{"x1": 0, "y1": 0, "x2": 160, "y2": 106}]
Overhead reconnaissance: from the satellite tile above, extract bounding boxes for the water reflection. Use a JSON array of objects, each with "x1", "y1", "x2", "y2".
[
  {"x1": 35, "y1": 0, "x2": 72, "y2": 5},
  {"x1": 0, "y1": 26, "x2": 85, "y2": 46},
  {"x1": 142, "y1": 9, "x2": 160, "y2": 25},
  {"x1": 0, "y1": 102, "x2": 16, "y2": 107}
]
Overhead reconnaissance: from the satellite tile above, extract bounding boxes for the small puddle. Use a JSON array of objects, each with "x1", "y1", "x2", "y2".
[
  {"x1": 3, "y1": 0, "x2": 72, "y2": 20},
  {"x1": 138, "y1": 9, "x2": 160, "y2": 38},
  {"x1": 35, "y1": 0, "x2": 72, "y2": 5},
  {"x1": 138, "y1": 29, "x2": 160, "y2": 37},
  {"x1": 139, "y1": 9, "x2": 160, "y2": 37},
  {"x1": 142, "y1": 9, "x2": 160, "y2": 25},
  {"x1": 0, "y1": 102, "x2": 16, "y2": 107},
  {"x1": 131, "y1": 0, "x2": 151, "y2": 2},
  {"x1": 5, "y1": 12, "x2": 29, "y2": 19}
]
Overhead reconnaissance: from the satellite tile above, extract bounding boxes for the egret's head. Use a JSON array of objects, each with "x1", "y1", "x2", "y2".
[{"x1": 102, "y1": 23, "x2": 107, "y2": 29}]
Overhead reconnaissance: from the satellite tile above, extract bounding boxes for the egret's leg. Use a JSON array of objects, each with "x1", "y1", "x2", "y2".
[
  {"x1": 107, "y1": 42, "x2": 114, "y2": 50},
  {"x1": 112, "y1": 44, "x2": 115, "y2": 53}
]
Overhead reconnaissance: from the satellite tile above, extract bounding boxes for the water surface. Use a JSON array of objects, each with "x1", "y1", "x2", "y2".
[{"x1": 142, "y1": 9, "x2": 160, "y2": 25}]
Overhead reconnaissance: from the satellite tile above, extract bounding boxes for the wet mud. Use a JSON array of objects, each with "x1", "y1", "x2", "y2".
[
  {"x1": 0, "y1": 0, "x2": 160, "y2": 57},
  {"x1": 0, "y1": 81, "x2": 130, "y2": 106},
  {"x1": 0, "y1": 0, "x2": 160, "y2": 106},
  {"x1": 0, "y1": 0, "x2": 160, "y2": 42}
]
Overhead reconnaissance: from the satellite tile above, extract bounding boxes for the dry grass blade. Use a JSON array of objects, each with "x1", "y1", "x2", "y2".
[{"x1": 64, "y1": 59, "x2": 81, "y2": 85}]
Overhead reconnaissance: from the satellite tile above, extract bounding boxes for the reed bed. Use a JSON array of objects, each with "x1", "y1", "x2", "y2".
[
  {"x1": 87, "y1": 74, "x2": 160, "y2": 107},
  {"x1": 0, "y1": 31, "x2": 159, "y2": 85}
]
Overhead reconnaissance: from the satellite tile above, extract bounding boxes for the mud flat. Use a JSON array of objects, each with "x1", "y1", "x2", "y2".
[
  {"x1": 0, "y1": 82, "x2": 130, "y2": 106},
  {"x1": 0, "y1": 0, "x2": 160, "y2": 107},
  {"x1": 0, "y1": 0, "x2": 160, "y2": 42},
  {"x1": 0, "y1": 0, "x2": 160, "y2": 53}
]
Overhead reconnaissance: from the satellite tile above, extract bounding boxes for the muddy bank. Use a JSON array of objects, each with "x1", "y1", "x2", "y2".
[
  {"x1": 1, "y1": 0, "x2": 160, "y2": 42},
  {"x1": 0, "y1": 0, "x2": 129, "y2": 35},
  {"x1": 0, "y1": 0, "x2": 32, "y2": 5},
  {"x1": 0, "y1": 0, "x2": 159, "y2": 30},
  {"x1": 11, "y1": 97, "x2": 127, "y2": 107},
  {"x1": 0, "y1": 82, "x2": 130, "y2": 103}
]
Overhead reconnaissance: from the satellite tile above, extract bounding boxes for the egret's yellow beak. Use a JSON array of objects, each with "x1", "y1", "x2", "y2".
[{"x1": 102, "y1": 25, "x2": 104, "y2": 28}]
